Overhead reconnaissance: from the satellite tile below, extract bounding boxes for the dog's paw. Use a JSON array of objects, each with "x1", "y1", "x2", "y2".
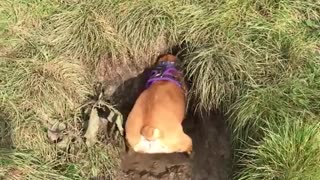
[
  {"x1": 187, "y1": 150, "x2": 194, "y2": 159},
  {"x1": 185, "y1": 143, "x2": 193, "y2": 158}
]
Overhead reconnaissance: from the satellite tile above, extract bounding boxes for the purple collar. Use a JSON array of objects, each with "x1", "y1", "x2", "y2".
[{"x1": 145, "y1": 61, "x2": 183, "y2": 89}]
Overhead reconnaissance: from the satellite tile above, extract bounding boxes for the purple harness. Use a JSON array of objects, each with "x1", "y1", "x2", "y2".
[{"x1": 146, "y1": 61, "x2": 182, "y2": 89}]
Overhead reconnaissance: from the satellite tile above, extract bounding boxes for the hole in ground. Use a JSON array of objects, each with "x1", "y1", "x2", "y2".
[{"x1": 103, "y1": 43, "x2": 233, "y2": 180}]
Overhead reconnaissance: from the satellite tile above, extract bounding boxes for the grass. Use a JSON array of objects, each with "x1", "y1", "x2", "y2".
[
  {"x1": 236, "y1": 119, "x2": 320, "y2": 180},
  {"x1": 0, "y1": 0, "x2": 320, "y2": 179}
]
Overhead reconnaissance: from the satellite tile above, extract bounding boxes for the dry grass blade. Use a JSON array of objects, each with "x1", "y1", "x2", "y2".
[{"x1": 84, "y1": 108, "x2": 100, "y2": 147}]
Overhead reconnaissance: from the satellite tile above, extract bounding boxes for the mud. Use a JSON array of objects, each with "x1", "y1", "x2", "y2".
[{"x1": 118, "y1": 152, "x2": 191, "y2": 180}]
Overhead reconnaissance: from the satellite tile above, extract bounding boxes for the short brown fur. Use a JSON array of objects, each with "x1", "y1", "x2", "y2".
[{"x1": 125, "y1": 54, "x2": 192, "y2": 154}]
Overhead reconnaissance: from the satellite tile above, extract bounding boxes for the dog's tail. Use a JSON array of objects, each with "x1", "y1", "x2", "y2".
[{"x1": 141, "y1": 126, "x2": 161, "y2": 141}]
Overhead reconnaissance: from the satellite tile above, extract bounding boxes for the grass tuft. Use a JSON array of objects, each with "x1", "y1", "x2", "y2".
[
  {"x1": 229, "y1": 59, "x2": 320, "y2": 142},
  {"x1": 45, "y1": 1, "x2": 125, "y2": 66},
  {"x1": 0, "y1": 149, "x2": 76, "y2": 179},
  {"x1": 236, "y1": 119, "x2": 320, "y2": 180},
  {"x1": 185, "y1": 41, "x2": 247, "y2": 109}
]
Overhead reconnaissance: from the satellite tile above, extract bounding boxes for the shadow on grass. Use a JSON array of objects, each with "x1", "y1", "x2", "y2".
[
  {"x1": 96, "y1": 43, "x2": 233, "y2": 179},
  {"x1": 0, "y1": 115, "x2": 13, "y2": 149},
  {"x1": 0, "y1": 110, "x2": 14, "y2": 179}
]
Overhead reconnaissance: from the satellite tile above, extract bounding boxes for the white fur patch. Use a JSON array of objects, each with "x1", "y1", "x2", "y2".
[{"x1": 133, "y1": 136, "x2": 172, "y2": 153}]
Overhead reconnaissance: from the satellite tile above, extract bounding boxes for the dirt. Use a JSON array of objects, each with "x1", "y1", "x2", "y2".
[
  {"x1": 117, "y1": 152, "x2": 191, "y2": 180},
  {"x1": 100, "y1": 48, "x2": 232, "y2": 180}
]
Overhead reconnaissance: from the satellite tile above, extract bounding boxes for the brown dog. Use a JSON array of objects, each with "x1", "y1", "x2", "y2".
[{"x1": 125, "y1": 54, "x2": 192, "y2": 154}]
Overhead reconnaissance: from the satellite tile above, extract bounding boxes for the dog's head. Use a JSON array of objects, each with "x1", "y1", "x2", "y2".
[
  {"x1": 156, "y1": 54, "x2": 181, "y2": 66},
  {"x1": 153, "y1": 53, "x2": 188, "y2": 95}
]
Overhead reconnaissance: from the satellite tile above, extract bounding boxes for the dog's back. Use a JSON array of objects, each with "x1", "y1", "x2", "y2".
[{"x1": 125, "y1": 54, "x2": 192, "y2": 154}]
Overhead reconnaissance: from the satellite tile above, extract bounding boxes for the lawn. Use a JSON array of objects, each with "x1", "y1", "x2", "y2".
[{"x1": 1, "y1": 0, "x2": 320, "y2": 179}]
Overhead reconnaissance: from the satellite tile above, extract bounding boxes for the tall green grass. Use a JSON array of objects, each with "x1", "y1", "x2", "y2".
[
  {"x1": 1, "y1": 0, "x2": 320, "y2": 179},
  {"x1": 237, "y1": 119, "x2": 320, "y2": 180}
]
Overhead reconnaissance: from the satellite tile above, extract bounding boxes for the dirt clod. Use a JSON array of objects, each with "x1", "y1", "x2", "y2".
[{"x1": 118, "y1": 152, "x2": 191, "y2": 180}]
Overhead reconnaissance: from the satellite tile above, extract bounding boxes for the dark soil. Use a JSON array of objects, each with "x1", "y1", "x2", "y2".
[
  {"x1": 100, "y1": 48, "x2": 232, "y2": 179},
  {"x1": 118, "y1": 152, "x2": 191, "y2": 180},
  {"x1": 115, "y1": 110, "x2": 231, "y2": 180}
]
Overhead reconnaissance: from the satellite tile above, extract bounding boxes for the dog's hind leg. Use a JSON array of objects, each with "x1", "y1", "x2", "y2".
[
  {"x1": 124, "y1": 103, "x2": 144, "y2": 151},
  {"x1": 178, "y1": 133, "x2": 193, "y2": 154}
]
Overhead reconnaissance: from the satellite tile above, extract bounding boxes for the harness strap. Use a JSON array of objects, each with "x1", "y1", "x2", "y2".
[{"x1": 146, "y1": 62, "x2": 183, "y2": 89}]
